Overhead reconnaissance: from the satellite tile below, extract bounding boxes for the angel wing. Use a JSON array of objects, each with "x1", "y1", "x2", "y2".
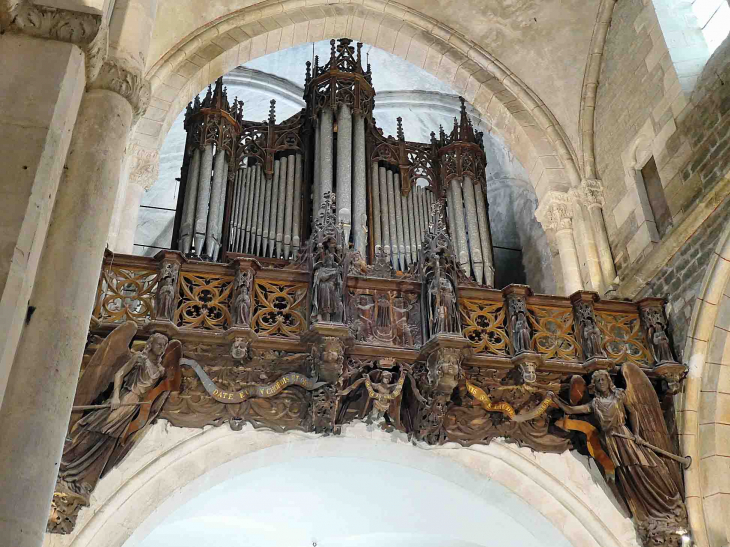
[
  {"x1": 623, "y1": 362, "x2": 684, "y2": 495},
  {"x1": 69, "y1": 321, "x2": 137, "y2": 431}
]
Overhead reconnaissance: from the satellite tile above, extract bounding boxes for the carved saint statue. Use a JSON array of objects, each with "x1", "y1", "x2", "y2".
[
  {"x1": 232, "y1": 269, "x2": 253, "y2": 327},
  {"x1": 427, "y1": 258, "x2": 458, "y2": 337},
  {"x1": 550, "y1": 366, "x2": 688, "y2": 546},
  {"x1": 312, "y1": 238, "x2": 343, "y2": 322},
  {"x1": 58, "y1": 322, "x2": 181, "y2": 501},
  {"x1": 581, "y1": 317, "x2": 603, "y2": 359},
  {"x1": 511, "y1": 311, "x2": 531, "y2": 354},
  {"x1": 652, "y1": 325, "x2": 675, "y2": 364},
  {"x1": 350, "y1": 294, "x2": 374, "y2": 342},
  {"x1": 156, "y1": 262, "x2": 179, "y2": 321}
]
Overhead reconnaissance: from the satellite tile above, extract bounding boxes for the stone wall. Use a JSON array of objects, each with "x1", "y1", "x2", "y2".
[
  {"x1": 638, "y1": 194, "x2": 730, "y2": 361},
  {"x1": 595, "y1": 0, "x2": 693, "y2": 278},
  {"x1": 633, "y1": 31, "x2": 730, "y2": 361}
]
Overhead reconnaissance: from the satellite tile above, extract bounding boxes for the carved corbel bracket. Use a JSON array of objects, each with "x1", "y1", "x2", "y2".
[
  {"x1": 128, "y1": 143, "x2": 161, "y2": 191},
  {"x1": 302, "y1": 322, "x2": 353, "y2": 385}
]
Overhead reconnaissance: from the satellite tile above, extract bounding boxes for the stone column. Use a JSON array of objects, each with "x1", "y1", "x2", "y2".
[
  {"x1": 581, "y1": 179, "x2": 617, "y2": 288},
  {"x1": 0, "y1": 0, "x2": 154, "y2": 536},
  {"x1": 536, "y1": 192, "x2": 583, "y2": 295},
  {"x1": 318, "y1": 107, "x2": 334, "y2": 202},
  {"x1": 352, "y1": 114, "x2": 367, "y2": 257},
  {"x1": 0, "y1": 28, "x2": 88, "y2": 410},
  {"x1": 114, "y1": 144, "x2": 160, "y2": 253},
  {"x1": 0, "y1": 70, "x2": 148, "y2": 547},
  {"x1": 336, "y1": 104, "x2": 352, "y2": 244}
]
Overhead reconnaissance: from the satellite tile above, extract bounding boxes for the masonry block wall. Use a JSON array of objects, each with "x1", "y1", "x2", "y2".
[{"x1": 595, "y1": 0, "x2": 694, "y2": 277}]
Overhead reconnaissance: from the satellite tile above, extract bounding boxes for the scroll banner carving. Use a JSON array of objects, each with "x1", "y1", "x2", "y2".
[
  {"x1": 465, "y1": 381, "x2": 555, "y2": 423},
  {"x1": 555, "y1": 417, "x2": 616, "y2": 478},
  {"x1": 181, "y1": 358, "x2": 325, "y2": 402}
]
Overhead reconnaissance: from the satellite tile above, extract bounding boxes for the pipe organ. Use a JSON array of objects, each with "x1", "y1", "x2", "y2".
[{"x1": 172, "y1": 38, "x2": 495, "y2": 286}]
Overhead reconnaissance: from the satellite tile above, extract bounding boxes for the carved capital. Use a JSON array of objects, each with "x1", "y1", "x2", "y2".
[
  {"x1": 579, "y1": 178, "x2": 605, "y2": 209},
  {"x1": 88, "y1": 58, "x2": 151, "y2": 119},
  {"x1": 128, "y1": 143, "x2": 160, "y2": 190},
  {"x1": 6, "y1": 2, "x2": 107, "y2": 82},
  {"x1": 534, "y1": 191, "x2": 574, "y2": 232}
]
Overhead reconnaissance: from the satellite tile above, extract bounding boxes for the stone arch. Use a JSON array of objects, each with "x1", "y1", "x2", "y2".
[
  {"x1": 132, "y1": 0, "x2": 582, "y2": 200},
  {"x1": 679, "y1": 220, "x2": 730, "y2": 547},
  {"x1": 45, "y1": 422, "x2": 640, "y2": 547}
]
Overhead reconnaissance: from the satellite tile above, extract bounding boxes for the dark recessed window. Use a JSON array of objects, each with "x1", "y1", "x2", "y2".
[{"x1": 641, "y1": 157, "x2": 672, "y2": 238}]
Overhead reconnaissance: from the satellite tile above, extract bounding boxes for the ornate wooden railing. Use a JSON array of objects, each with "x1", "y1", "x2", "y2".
[{"x1": 93, "y1": 250, "x2": 664, "y2": 371}]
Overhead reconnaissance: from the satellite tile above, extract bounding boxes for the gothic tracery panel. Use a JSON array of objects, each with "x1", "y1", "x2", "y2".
[
  {"x1": 595, "y1": 310, "x2": 653, "y2": 367},
  {"x1": 94, "y1": 266, "x2": 158, "y2": 324},
  {"x1": 175, "y1": 272, "x2": 234, "y2": 330},
  {"x1": 459, "y1": 299, "x2": 509, "y2": 356},
  {"x1": 252, "y1": 280, "x2": 308, "y2": 337}
]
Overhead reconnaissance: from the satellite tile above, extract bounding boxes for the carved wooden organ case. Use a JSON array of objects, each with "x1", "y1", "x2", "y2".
[
  {"x1": 172, "y1": 38, "x2": 494, "y2": 286},
  {"x1": 54, "y1": 38, "x2": 693, "y2": 547}
]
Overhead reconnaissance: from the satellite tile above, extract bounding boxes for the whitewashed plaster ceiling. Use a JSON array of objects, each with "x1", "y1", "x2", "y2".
[
  {"x1": 147, "y1": 0, "x2": 601, "y2": 155},
  {"x1": 134, "y1": 41, "x2": 531, "y2": 255},
  {"x1": 130, "y1": 457, "x2": 572, "y2": 547}
]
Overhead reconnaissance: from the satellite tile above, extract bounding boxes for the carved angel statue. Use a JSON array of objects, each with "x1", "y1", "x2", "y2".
[
  {"x1": 549, "y1": 365, "x2": 688, "y2": 546},
  {"x1": 312, "y1": 237, "x2": 343, "y2": 322},
  {"x1": 58, "y1": 322, "x2": 181, "y2": 500}
]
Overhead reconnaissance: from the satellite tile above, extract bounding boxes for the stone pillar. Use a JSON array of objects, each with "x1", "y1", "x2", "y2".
[
  {"x1": 336, "y1": 104, "x2": 352, "y2": 244},
  {"x1": 0, "y1": 1, "x2": 154, "y2": 543},
  {"x1": 318, "y1": 107, "x2": 334, "y2": 203},
  {"x1": 352, "y1": 114, "x2": 367, "y2": 257},
  {"x1": 0, "y1": 78, "x2": 147, "y2": 547},
  {"x1": 0, "y1": 31, "x2": 87, "y2": 409},
  {"x1": 536, "y1": 192, "x2": 583, "y2": 295},
  {"x1": 581, "y1": 179, "x2": 617, "y2": 288},
  {"x1": 115, "y1": 144, "x2": 160, "y2": 253}
]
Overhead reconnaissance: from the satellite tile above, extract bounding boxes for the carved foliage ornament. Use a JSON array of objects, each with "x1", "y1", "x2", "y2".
[
  {"x1": 88, "y1": 58, "x2": 151, "y2": 118},
  {"x1": 128, "y1": 144, "x2": 161, "y2": 190},
  {"x1": 535, "y1": 192, "x2": 574, "y2": 232}
]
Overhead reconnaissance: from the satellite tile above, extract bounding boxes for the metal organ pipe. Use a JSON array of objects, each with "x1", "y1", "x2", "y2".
[
  {"x1": 284, "y1": 152, "x2": 295, "y2": 259},
  {"x1": 413, "y1": 187, "x2": 423, "y2": 252},
  {"x1": 319, "y1": 107, "x2": 334, "y2": 204},
  {"x1": 194, "y1": 143, "x2": 214, "y2": 257},
  {"x1": 179, "y1": 148, "x2": 201, "y2": 254},
  {"x1": 275, "y1": 156, "x2": 287, "y2": 259},
  {"x1": 255, "y1": 165, "x2": 267, "y2": 255},
  {"x1": 462, "y1": 176, "x2": 483, "y2": 284},
  {"x1": 393, "y1": 173, "x2": 405, "y2": 270},
  {"x1": 292, "y1": 153, "x2": 303, "y2": 256},
  {"x1": 379, "y1": 166, "x2": 391, "y2": 258},
  {"x1": 386, "y1": 169, "x2": 398, "y2": 269},
  {"x1": 263, "y1": 160, "x2": 281, "y2": 256},
  {"x1": 337, "y1": 104, "x2": 353, "y2": 244},
  {"x1": 475, "y1": 183, "x2": 495, "y2": 286},
  {"x1": 261, "y1": 163, "x2": 274, "y2": 256},
  {"x1": 205, "y1": 148, "x2": 227, "y2": 259},
  {"x1": 249, "y1": 165, "x2": 261, "y2": 254},
  {"x1": 450, "y1": 179, "x2": 470, "y2": 277},
  {"x1": 313, "y1": 123, "x2": 321, "y2": 214},
  {"x1": 371, "y1": 162, "x2": 382, "y2": 252},
  {"x1": 243, "y1": 166, "x2": 255, "y2": 253},
  {"x1": 407, "y1": 190, "x2": 417, "y2": 264},
  {"x1": 353, "y1": 115, "x2": 367, "y2": 257}
]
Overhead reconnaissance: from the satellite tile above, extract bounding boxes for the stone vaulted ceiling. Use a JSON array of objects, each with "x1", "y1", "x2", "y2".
[{"x1": 147, "y1": 0, "x2": 602, "y2": 157}]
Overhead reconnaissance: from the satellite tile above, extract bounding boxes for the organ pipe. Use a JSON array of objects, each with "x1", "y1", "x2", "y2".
[
  {"x1": 175, "y1": 40, "x2": 493, "y2": 286},
  {"x1": 337, "y1": 104, "x2": 353, "y2": 244},
  {"x1": 353, "y1": 115, "x2": 367, "y2": 257},
  {"x1": 292, "y1": 153, "x2": 303, "y2": 255},
  {"x1": 371, "y1": 162, "x2": 381, "y2": 252},
  {"x1": 275, "y1": 156, "x2": 287, "y2": 259}
]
